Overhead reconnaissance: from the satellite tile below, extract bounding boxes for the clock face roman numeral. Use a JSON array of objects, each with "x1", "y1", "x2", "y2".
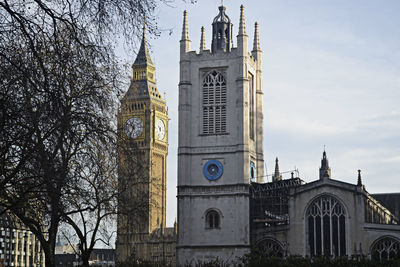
[{"x1": 124, "y1": 117, "x2": 143, "y2": 139}]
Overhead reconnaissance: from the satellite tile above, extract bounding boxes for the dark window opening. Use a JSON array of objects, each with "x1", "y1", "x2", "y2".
[
  {"x1": 307, "y1": 195, "x2": 346, "y2": 257},
  {"x1": 206, "y1": 210, "x2": 220, "y2": 229},
  {"x1": 371, "y1": 236, "x2": 400, "y2": 261}
]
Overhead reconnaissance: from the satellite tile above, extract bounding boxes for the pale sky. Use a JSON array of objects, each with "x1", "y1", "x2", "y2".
[{"x1": 119, "y1": 0, "x2": 400, "y2": 227}]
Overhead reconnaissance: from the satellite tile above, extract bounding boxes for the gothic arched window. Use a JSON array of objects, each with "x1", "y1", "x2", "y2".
[
  {"x1": 371, "y1": 236, "x2": 400, "y2": 260},
  {"x1": 205, "y1": 210, "x2": 220, "y2": 229},
  {"x1": 255, "y1": 238, "x2": 284, "y2": 257},
  {"x1": 202, "y1": 70, "x2": 227, "y2": 135},
  {"x1": 306, "y1": 195, "x2": 347, "y2": 256}
]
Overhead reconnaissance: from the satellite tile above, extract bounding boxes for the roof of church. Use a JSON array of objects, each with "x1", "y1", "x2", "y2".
[
  {"x1": 250, "y1": 178, "x2": 305, "y2": 194},
  {"x1": 372, "y1": 193, "x2": 400, "y2": 221},
  {"x1": 148, "y1": 226, "x2": 177, "y2": 241}
]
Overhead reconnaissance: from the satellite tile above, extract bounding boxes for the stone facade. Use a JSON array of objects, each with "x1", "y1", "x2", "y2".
[
  {"x1": 115, "y1": 25, "x2": 176, "y2": 266},
  {"x1": 177, "y1": 5, "x2": 264, "y2": 265},
  {"x1": 251, "y1": 154, "x2": 400, "y2": 260},
  {"x1": 0, "y1": 212, "x2": 45, "y2": 267}
]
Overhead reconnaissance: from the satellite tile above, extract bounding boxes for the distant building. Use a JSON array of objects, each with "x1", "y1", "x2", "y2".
[
  {"x1": 54, "y1": 254, "x2": 77, "y2": 267},
  {"x1": 88, "y1": 249, "x2": 114, "y2": 267},
  {"x1": 146, "y1": 227, "x2": 177, "y2": 265},
  {"x1": 0, "y1": 212, "x2": 45, "y2": 267},
  {"x1": 54, "y1": 242, "x2": 79, "y2": 255},
  {"x1": 55, "y1": 245, "x2": 114, "y2": 267}
]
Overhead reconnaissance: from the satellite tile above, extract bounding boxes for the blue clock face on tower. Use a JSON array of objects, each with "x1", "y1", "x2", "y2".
[{"x1": 203, "y1": 160, "x2": 223, "y2": 181}]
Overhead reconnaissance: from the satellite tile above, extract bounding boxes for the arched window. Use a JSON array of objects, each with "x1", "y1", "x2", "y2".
[
  {"x1": 202, "y1": 70, "x2": 227, "y2": 135},
  {"x1": 306, "y1": 195, "x2": 346, "y2": 256},
  {"x1": 371, "y1": 236, "x2": 400, "y2": 260},
  {"x1": 205, "y1": 210, "x2": 220, "y2": 229},
  {"x1": 255, "y1": 238, "x2": 284, "y2": 257}
]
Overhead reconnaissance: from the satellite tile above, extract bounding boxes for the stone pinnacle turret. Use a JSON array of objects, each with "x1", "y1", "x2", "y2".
[
  {"x1": 200, "y1": 26, "x2": 206, "y2": 52},
  {"x1": 319, "y1": 150, "x2": 331, "y2": 179},
  {"x1": 238, "y1": 5, "x2": 246, "y2": 36},
  {"x1": 272, "y1": 157, "x2": 282, "y2": 182}
]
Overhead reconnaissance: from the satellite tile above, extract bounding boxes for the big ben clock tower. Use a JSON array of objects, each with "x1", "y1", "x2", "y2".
[{"x1": 116, "y1": 25, "x2": 169, "y2": 262}]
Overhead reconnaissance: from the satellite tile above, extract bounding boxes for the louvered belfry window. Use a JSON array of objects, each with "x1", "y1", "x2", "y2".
[{"x1": 202, "y1": 70, "x2": 227, "y2": 134}]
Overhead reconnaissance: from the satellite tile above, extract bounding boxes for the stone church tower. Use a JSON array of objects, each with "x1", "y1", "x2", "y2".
[
  {"x1": 116, "y1": 26, "x2": 174, "y2": 263},
  {"x1": 177, "y1": 5, "x2": 264, "y2": 264}
]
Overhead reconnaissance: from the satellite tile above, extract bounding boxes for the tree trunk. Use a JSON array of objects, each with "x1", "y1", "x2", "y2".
[
  {"x1": 80, "y1": 250, "x2": 91, "y2": 267},
  {"x1": 44, "y1": 248, "x2": 55, "y2": 267}
]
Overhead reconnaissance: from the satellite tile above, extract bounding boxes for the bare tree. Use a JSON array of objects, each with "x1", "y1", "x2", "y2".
[
  {"x1": 58, "y1": 139, "x2": 152, "y2": 267},
  {"x1": 61, "y1": 141, "x2": 119, "y2": 267},
  {"x1": 0, "y1": 0, "x2": 171, "y2": 266}
]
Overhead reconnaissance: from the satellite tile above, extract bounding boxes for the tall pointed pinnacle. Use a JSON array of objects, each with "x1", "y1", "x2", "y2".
[
  {"x1": 200, "y1": 26, "x2": 206, "y2": 52},
  {"x1": 131, "y1": 20, "x2": 158, "y2": 90},
  {"x1": 174, "y1": 218, "x2": 177, "y2": 232},
  {"x1": 274, "y1": 157, "x2": 280, "y2": 177},
  {"x1": 180, "y1": 10, "x2": 191, "y2": 54},
  {"x1": 252, "y1": 22, "x2": 261, "y2": 52},
  {"x1": 181, "y1": 10, "x2": 189, "y2": 41},
  {"x1": 238, "y1": 5, "x2": 246, "y2": 36},
  {"x1": 272, "y1": 157, "x2": 282, "y2": 182},
  {"x1": 133, "y1": 21, "x2": 153, "y2": 66},
  {"x1": 357, "y1": 170, "x2": 362, "y2": 186},
  {"x1": 319, "y1": 149, "x2": 331, "y2": 179}
]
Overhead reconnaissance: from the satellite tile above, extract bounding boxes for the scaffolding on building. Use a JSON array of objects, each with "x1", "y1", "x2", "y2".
[{"x1": 250, "y1": 177, "x2": 305, "y2": 227}]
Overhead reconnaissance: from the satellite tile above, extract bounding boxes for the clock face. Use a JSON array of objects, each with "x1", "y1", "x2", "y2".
[
  {"x1": 155, "y1": 118, "x2": 166, "y2": 140},
  {"x1": 203, "y1": 160, "x2": 223, "y2": 181},
  {"x1": 124, "y1": 117, "x2": 143, "y2": 139}
]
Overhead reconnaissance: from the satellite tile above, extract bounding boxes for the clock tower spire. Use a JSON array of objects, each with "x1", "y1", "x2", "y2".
[
  {"x1": 116, "y1": 25, "x2": 170, "y2": 263},
  {"x1": 132, "y1": 23, "x2": 156, "y2": 83}
]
